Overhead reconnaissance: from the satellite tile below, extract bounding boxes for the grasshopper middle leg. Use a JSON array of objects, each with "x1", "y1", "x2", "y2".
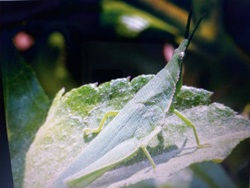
[{"x1": 140, "y1": 126, "x2": 162, "y2": 168}]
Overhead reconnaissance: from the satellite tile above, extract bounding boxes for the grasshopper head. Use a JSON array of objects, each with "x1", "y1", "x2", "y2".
[
  {"x1": 167, "y1": 10, "x2": 204, "y2": 71},
  {"x1": 168, "y1": 10, "x2": 204, "y2": 72},
  {"x1": 178, "y1": 9, "x2": 204, "y2": 54}
]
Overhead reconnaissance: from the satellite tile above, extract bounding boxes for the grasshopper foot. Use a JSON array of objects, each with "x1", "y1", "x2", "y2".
[
  {"x1": 83, "y1": 128, "x2": 100, "y2": 137},
  {"x1": 83, "y1": 128, "x2": 101, "y2": 142},
  {"x1": 197, "y1": 143, "x2": 210, "y2": 148}
]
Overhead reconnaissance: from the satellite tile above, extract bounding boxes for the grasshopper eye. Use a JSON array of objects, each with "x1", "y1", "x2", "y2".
[{"x1": 179, "y1": 51, "x2": 185, "y2": 60}]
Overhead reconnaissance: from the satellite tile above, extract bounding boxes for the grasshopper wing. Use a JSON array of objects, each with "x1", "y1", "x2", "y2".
[{"x1": 65, "y1": 137, "x2": 139, "y2": 187}]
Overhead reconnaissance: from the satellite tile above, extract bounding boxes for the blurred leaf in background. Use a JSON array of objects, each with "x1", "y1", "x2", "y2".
[
  {"x1": 1, "y1": 32, "x2": 50, "y2": 188},
  {"x1": 101, "y1": 0, "x2": 179, "y2": 38}
]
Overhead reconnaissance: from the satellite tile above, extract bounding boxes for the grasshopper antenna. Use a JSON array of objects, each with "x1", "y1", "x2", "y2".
[
  {"x1": 184, "y1": 9, "x2": 193, "y2": 39},
  {"x1": 185, "y1": 9, "x2": 205, "y2": 49}
]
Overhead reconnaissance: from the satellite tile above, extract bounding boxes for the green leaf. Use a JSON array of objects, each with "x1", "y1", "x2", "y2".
[
  {"x1": 23, "y1": 75, "x2": 250, "y2": 187},
  {"x1": 1, "y1": 35, "x2": 50, "y2": 188}
]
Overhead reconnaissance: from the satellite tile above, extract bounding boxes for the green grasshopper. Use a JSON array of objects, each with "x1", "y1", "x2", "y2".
[{"x1": 49, "y1": 11, "x2": 208, "y2": 188}]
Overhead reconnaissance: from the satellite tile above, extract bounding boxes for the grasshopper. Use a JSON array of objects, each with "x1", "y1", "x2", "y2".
[{"x1": 49, "y1": 10, "x2": 208, "y2": 188}]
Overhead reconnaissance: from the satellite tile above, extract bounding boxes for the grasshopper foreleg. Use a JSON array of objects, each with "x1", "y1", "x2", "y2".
[
  {"x1": 83, "y1": 111, "x2": 119, "y2": 136},
  {"x1": 173, "y1": 109, "x2": 209, "y2": 148}
]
